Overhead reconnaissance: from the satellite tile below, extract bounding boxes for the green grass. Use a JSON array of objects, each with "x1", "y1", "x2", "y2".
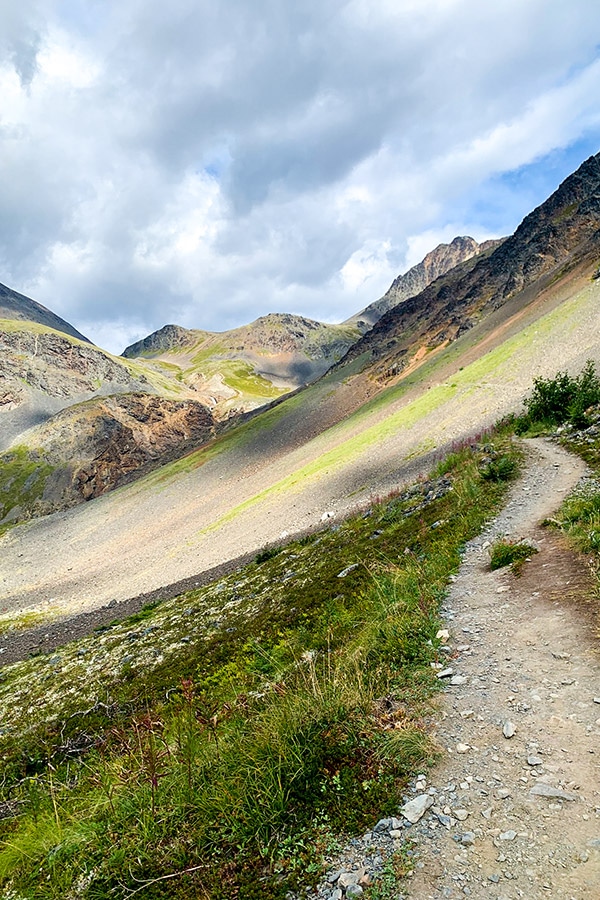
[
  {"x1": 0, "y1": 432, "x2": 521, "y2": 899},
  {"x1": 489, "y1": 539, "x2": 538, "y2": 574},
  {"x1": 546, "y1": 451, "x2": 600, "y2": 560},
  {"x1": 0, "y1": 610, "x2": 52, "y2": 635}
]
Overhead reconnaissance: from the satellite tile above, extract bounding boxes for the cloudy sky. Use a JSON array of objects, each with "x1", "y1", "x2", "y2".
[{"x1": 1, "y1": 0, "x2": 600, "y2": 353}]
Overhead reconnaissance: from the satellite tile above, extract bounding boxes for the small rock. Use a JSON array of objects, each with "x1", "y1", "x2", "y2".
[
  {"x1": 527, "y1": 755, "x2": 543, "y2": 766},
  {"x1": 460, "y1": 709, "x2": 474, "y2": 718},
  {"x1": 497, "y1": 788, "x2": 511, "y2": 800},
  {"x1": 499, "y1": 830, "x2": 517, "y2": 841},
  {"x1": 436, "y1": 629, "x2": 450, "y2": 642},
  {"x1": 488, "y1": 874, "x2": 500, "y2": 883},
  {"x1": 454, "y1": 809, "x2": 469, "y2": 821},
  {"x1": 337, "y1": 564, "x2": 358, "y2": 578},
  {"x1": 400, "y1": 793, "x2": 434, "y2": 824},
  {"x1": 346, "y1": 886, "x2": 363, "y2": 898},
  {"x1": 529, "y1": 783, "x2": 578, "y2": 801},
  {"x1": 456, "y1": 743, "x2": 470, "y2": 754},
  {"x1": 502, "y1": 721, "x2": 516, "y2": 739},
  {"x1": 481, "y1": 807, "x2": 493, "y2": 819},
  {"x1": 451, "y1": 675, "x2": 468, "y2": 685},
  {"x1": 435, "y1": 812, "x2": 454, "y2": 827},
  {"x1": 338, "y1": 872, "x2": 360, "y2": 889},
  {"x1": 437, "y1": 668, "x2": 454, "y2": 679},
  {"x1": 461, "y1": 832, "x2": 475, "y2": 845}
]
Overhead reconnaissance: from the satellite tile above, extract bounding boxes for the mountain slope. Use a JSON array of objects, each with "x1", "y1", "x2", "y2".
[
  {"x1": 0, "y1": 322, "x2": 161, "y2": 449},
  {"x1": 2, "y1": 264, "x2": 600, "y2": 615},
  {"x1": 3, "y1": 153, "x2": 600, "y2": 559},
  {"x1": 2, "y1": 153, "x2": 600, "y2": 615},
  {"x1": 0, "y1": 282, "x2": 91, "y2": 343},
  {"x1": 339, "y1": 152, "x2": 600, "y2": 382},
  {"x1": 346, "y1": 235, "x2": 501, "y2": 331}
]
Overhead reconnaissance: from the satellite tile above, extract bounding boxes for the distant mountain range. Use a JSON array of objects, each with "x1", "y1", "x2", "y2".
[{"x1": 2, "y1": 152, "x2": 600, "y2": 529}]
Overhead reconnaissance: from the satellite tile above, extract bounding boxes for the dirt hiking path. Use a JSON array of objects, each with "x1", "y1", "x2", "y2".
[{"x1": 403, "y1": 438, "x2": 600, "y2": 899}]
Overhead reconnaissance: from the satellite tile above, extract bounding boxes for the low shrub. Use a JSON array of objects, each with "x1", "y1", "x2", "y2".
[
  {"x1": 480, "y1": 455, "x2": 518, "y2": 482},
  {"x1": 489, "y1": 539, "x2": 538, "y2": 574},
  {"x1": 255, "y1": 546, "x2": 283, "y2": 564},
  {"x1": 516, "y1": 360, "x2": 600, "y2": 433}
]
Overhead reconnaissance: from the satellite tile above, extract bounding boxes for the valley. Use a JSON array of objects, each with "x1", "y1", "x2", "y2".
[
  {"x1": 1, "y1": 153, "x2": 600, "y2": 899},
  {"x1": 2, "y1": 265, "x2": 600, "y2": 621}
]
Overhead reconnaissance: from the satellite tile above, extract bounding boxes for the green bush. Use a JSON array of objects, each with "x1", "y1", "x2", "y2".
[
  {"x1": 255, "y1": 546, "x2": 283, "y2": 564},
  {"x1": 480, "y1": 455, "x2": 518, "y2": 482},
  {"x1": 517, "y1": 360, "x2": 600, "y2": 432}
]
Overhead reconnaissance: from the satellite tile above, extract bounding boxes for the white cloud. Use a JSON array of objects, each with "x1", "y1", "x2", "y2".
[{"x1": 0, "y1": 0, "x2": 599, "y2": 353}]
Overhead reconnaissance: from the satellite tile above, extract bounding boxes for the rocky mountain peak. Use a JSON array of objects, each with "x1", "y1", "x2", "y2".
[
  {"x1": 347, "y1": 235, "x2": 501, "y2": 331},
  {"x1": 339, "y1": 151, "x2": 600, "y2": 380},
  {"x1": 122, "y1": 324, "x2": 193, "y2": 357}
]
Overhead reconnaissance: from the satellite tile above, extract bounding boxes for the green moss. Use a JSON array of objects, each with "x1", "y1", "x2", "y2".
[
  {"x1": 0, "y1": 610, "x2": 51, "y2": 635},
  {"x1": 0, "y1": 445, "x2": 55, "y2": 531}
]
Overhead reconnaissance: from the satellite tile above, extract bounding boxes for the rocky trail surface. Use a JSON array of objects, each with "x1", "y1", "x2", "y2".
[{"x1": 303, "y1": 439, "x2": 600, "y2": 900}]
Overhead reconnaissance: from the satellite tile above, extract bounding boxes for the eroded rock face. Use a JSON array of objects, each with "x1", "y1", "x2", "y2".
[
  {"x1": 0, "y1": 330, "x2": 147, "y2": 400},
  {"x1": 0, "y1": 328, "x2": 156, "y2": 451},
  {"x1": 0, "y1": 394, "x2": 216, "y2": 525},
  {"x1": 72, "y1": 395, "x2": 214, "y2": 500}
]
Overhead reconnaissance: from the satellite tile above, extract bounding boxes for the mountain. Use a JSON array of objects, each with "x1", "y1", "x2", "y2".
[
  {"x1": 120, "y1": 244, "x2": 494, "y2": 418},
  {"x1": 4, "y1": 152, "x2": 600, "y2": 900},
  {"x1": 122, "y1": 313, "x2": 361, "y2": 404},
  {"x1": 3, "y1": 154, "x2": 600, "y2": 533},
  {"x1": 0, "y1": 323, "x2": 158, "y2": 450},
  {"x1": 0, "y1": 322, "x2": 220, "y2": 519},
  {"x1": 2, "y1": 152, "x2": 600, "y2": 617},
  {"x1": 346, "y1": 236, "x2": 502, "y2": 331},
  {"x1": 0, "y1": 282, "x2": 91, "y2": 343},
  {"x1": 338, "y1": 152, "x2": 600, "y2": 382},
  {"x1": 4, "y1": 393, "x2": 216, "y2": 518}
]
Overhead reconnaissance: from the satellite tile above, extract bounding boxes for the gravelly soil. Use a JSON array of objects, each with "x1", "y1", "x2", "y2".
[
  {"x1": 305, "y1": 438, "x2": 600, "y2": 900},
  {"x1": 404, "y1": 438, "x2": 600, "y2": 900}
]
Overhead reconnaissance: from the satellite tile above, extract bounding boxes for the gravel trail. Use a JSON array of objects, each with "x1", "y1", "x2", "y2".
[{"x1": 308, "y1": 438, "x2": 600, "y2": 900}]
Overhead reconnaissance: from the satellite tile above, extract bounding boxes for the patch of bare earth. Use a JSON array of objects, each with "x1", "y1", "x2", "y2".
[{"x1": 404, "y1": 438, "x2": 600, "y2": 900}]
